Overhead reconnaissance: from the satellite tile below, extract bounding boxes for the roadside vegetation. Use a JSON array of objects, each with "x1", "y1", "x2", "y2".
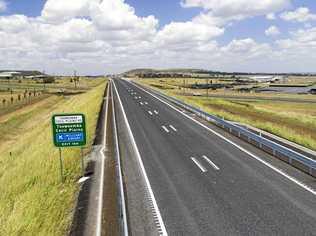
[
  {"x1": 0, "y1": 77, "x2": 104, "y2": 116},
  {"x1": 138, "y1": 78, "x2": 316, "y2": 151},
  {"x1": 0, "y1": 78, "x2": 107, "y2": 235}
]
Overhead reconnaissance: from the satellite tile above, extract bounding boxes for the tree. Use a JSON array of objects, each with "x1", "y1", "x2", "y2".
[{"x1": 43, "y1": 77, "x2": 55, "y2": 84}]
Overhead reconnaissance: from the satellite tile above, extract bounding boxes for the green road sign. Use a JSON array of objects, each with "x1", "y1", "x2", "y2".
[{"x1": 52, "y1": 114, "x2": 86, "y2": 147}]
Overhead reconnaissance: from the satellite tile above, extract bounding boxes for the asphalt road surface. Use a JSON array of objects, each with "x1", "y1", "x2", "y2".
[{"x1": 113, "y1": 78, "x2": 316, "y2": 236}]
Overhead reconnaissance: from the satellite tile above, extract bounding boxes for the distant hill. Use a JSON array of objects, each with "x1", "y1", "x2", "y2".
[
  {"x1": 125, "y1": 68, "x2": 156, "y2": 75},
  {"x1": 125, "y1": 68, "x2": 213, "y2": 75}
]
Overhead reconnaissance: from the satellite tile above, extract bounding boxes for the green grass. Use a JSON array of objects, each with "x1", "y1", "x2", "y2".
[
  {"x1": 0, "y1": 77, "x2": 105, "y2": 94},
  {"x1": 0, "y1": 80, "x2": 107, "y2": 235},
  {"x1": 177, "y1": 96, "x2": 316, "y2": 150},
  {"x1": 138, "y1": 79, "x2": 316, "y2": 151},
  {"x1": 0, "y1": 77, "x2": 105, "y2": 117}
]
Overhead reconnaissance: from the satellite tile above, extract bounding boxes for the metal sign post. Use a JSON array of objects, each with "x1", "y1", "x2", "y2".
[
  {"x1": 59, "y1": 148, "x2": 64, "y2": 183},
  {"x1": 80, "y1": 147, "x2": 84, "y2": 177},
  {"x1": 52, "y1": 114, "x2": 87, "y2": 182}
]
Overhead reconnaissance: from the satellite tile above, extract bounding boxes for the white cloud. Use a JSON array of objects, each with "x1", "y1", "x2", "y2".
[
  {"x1": 1, "y1": 0, "x2": 316, "y2": 74},
  {"x1": 181, "y1": 0, "x2": 290, "y2": 19},
  {"x1": 0, "y1": 0, "x2": 162, "y2": 74},
  {"x1": 0, "y1": 0, "x2": 6, "y2": 12},
  {"x1": 92, "y1": 1, "x2": 156, "y2": 31},
  {"x1": 0, "y1": 15, "x2": 30, "y2": 33},
  {"x1": 290, "y1": 27, "x2": 316, "y2": 42},
  {"x1": 265, "y1": 25, "x2": 280, "y2": 36},
  {"x1": 180, "y1": 0, "x2": 290, "y2": 31},
  {"x1": 266, "y1": 13, "x2": 276, "y2": 20},
  {"x1": 280, "y1": 7, "x2": 316, "y2": 22},
  {"x1": 41, "y1": 0, "x2": 94, "y2": 23},
  {"x1": 156, "y1": 21, "x2": 224, "y2": 45},
  {"x1": 222, "y1": 38, "x2": 271, "y2": 56}
]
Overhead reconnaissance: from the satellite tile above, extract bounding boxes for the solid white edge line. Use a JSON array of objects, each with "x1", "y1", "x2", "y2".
[
  {"x1": 162, "y1": 126, "x2": 170, "y2": 133},
  {"x1": 111, "y1": 82, "x2": 129, "y2": 236},
  {"x1": 113, "y1": 80, "x2": 168, "y2": 235},
  {"x1": 202, "y1": 155, "x2": 220, "y2": 171},
  {"x1": 191, "y1": 157, "x2": 207, "y2": 173},
  {"x1": 96, "y1": 80, "x2": 110, "y2": 236},
  {"x1": 129, "y1": 80, "x2": 316, "y2": 196},
  {"x1": 169, "y1": 125, "x2": 177, "y2": 132}
]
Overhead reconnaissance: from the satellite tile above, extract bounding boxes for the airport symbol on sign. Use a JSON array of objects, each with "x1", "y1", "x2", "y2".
[{"x1": 52, "y1": 114, "x2": 86, "y2": 147}]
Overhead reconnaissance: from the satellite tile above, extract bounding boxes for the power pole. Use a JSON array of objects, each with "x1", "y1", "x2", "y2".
[
  {"x1": 43, "y1": 70, "x2": 46, "y2": 90},
  {"x1": 206, "y1": 78, "x2": 209, "y2": 98},
  {"x1": 74, "y1": 70, "x2": 77, "y2": 89}
]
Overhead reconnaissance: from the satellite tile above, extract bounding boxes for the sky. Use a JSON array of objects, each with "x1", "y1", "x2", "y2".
[{"x1": 0, "y1": 0, "x2": 316, "y2": 75}]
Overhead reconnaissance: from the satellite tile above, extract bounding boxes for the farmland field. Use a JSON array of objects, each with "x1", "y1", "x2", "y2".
[
  {"x1": 0, "y1": 78, "x2": 107, "y2": 235},
  {"x1": 138, "y1": 78, "x2": 316, "y2": 151}
]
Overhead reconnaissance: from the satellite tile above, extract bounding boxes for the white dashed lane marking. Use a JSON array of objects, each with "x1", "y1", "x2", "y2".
[
  {"x1": 169, "y1": 125, "x2": 177, "y2": 132},
  {"x1": 162, "y1": 126, "x2": 170, "y2": 133},
  {"x1": 191, "y1": 157, "x2": 207, "y2": 173}
]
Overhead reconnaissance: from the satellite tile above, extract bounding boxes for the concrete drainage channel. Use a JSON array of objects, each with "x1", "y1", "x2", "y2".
[
  {"x1": 70, "y1": 81, "x2": 128, "y2": 236},
  {"x1": 135, "y1": 81, "x2": 316, "y2": 179}
]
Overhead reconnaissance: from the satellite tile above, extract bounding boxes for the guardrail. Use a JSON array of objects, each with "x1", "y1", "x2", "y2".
[
  {"x1": 111, "y1": 81, "x2": 129, "y2": 236},
  {"x1": 136, "y1": 82, "x2": 316, "y2": 178}
]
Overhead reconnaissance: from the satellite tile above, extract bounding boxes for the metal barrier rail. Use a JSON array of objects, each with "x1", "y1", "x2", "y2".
[
  {"x1": 137, "y1": 82, "x2": 316, "y2": 176},
  {"x1": 111, "y1": 81, "x2": 129, "y2": 236}
]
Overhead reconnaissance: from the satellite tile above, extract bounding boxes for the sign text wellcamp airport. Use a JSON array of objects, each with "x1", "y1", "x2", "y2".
[{"x1": 52, "y1": 114, "x2": 86, "y2": 147}]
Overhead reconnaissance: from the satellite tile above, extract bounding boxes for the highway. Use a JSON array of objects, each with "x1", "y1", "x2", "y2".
[{"x1": 112, "y1": 78, "x2": 316, "y2": 235}]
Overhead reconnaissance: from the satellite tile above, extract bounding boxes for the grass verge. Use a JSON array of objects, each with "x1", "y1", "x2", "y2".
[{"x1": 0, "y1": 80, "x2": 107, "y2": 235}]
